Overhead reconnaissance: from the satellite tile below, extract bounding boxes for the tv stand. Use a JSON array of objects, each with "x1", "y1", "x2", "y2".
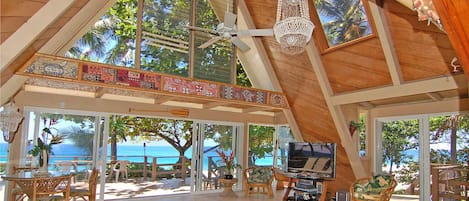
[{"x1": 281, "y1": 173, "x2": 332, "y2": 201}]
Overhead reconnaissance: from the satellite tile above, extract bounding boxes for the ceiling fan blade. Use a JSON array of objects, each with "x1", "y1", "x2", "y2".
[
  {"x1": 184, "y1": 25, "x2": 218, "y2": 35},
  {"x1": 231, "y1": 37, "x2": 250, "y2": 52},
  {"x1": 199, "y1": 37, "x2": 222, "y2": 49},
  {"x1": 224, "y1": 12, "x2": 237, "y2": 29},
  {"x1": 237, "y1": 29, "x2": 274, "y2": 36}
]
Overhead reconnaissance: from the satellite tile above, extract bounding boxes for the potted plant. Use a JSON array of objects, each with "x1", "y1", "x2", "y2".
[
  {"x1": 216, "y1": 150, "x2": 241, "y2": 179},
  {"x1": 349, "y1": 120, "x2": 363, "y2": 136},
  {"x1": 28, "y1": 127, "x2": 63, "y2": 172}
]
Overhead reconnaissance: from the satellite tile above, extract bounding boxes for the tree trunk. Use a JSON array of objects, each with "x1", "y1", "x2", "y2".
[
  {"x1": 111, "y1": 132, "x2": 117, "y2": 162},
  {"x1": 450, "y1": 127, "x2": 457, "y2": 164}
]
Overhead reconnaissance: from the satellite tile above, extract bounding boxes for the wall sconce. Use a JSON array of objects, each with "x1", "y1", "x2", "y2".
[{"x1": 0, "y1": 102, "x2": 24, "y2": 143}]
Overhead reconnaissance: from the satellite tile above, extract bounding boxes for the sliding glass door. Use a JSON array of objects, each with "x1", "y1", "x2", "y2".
[{"x1": 191, "y1": 121, "x2": 242, "y2": 192}]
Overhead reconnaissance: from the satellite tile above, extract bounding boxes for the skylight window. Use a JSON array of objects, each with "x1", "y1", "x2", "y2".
[{"x1": 313, "y1": 0, "x2": 372, "y2": 47}]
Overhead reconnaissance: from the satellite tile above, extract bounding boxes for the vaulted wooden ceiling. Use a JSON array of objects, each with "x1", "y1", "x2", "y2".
[{"x1": 1, "y1": 0, "x2": 469, "y2": 192}]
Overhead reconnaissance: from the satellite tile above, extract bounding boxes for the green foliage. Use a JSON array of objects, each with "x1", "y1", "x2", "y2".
[
  {"x1": 382, "y1": 120, "x2": 419, "y2": 173},
  {"x1": 313, "y1": 0, "x2": 371, "y2": 46},
  {"x1": 67, "y1": 0, "x2": 239, "y2": 84},
  {"x1": 236, "y1": 61, "x2": 252, "y2": 87},
  {"x1": 394, "y1": 161, "x2": 419, "y2": 186},
  {"x1": 248, "y1": 125, "x2": 275, "y2": 165},
  {"x1": 29, "y1": 128, "x2": 63, "y2": 157},
  {"x1": 109, "y1": 115, "x2": 193, "y2": 159}
]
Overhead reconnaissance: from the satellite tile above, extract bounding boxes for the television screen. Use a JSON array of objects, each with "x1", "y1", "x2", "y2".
[{"x1": 287, "y1": 142, "x2": 336, "y2": 178}]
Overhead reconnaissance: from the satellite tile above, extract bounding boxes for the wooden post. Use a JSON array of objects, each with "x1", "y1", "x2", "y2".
[
  {"x1": 143, "y1": 156, "x2": 148, "y2": 180},
  {"x1": 152, "y1": 157, "x2": 157, "y2": 181},
  {"x1": 431, "y1": 166, "x2": 439, "y2": 201}
]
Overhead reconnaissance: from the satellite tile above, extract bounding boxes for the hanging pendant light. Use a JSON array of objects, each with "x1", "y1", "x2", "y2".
[{"x1": 273, "y1": 0, "x2": 315, "y2": 55}]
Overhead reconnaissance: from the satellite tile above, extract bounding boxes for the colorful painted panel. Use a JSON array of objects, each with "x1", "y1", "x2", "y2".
[
  {"x1": 82, "y1": 64, "x2": 161, "y2": 90},
  {"x1": 25, "y1": 57, "x2": 78, "y2": 79},
  {"x1": 269, "y1": 93, "x2": 288, "y2": 108},
  {"x1": 162, "y1": 77, "x2": 219, "y2": 97},
  {"x1": 220, "y1": 85, "x2": 267, "y2": 104}
]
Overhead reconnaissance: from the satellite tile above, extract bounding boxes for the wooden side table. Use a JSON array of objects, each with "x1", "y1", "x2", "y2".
[{"x1": 219, "y1": 178, "x2": 238, "y2": 197}]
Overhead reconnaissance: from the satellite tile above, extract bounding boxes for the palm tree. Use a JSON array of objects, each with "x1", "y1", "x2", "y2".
[
  {"x1": 313, "y1": 0, "x2": 371, "y2": 46},
  {"x1": 431, "y1": 114, "x2": 469, "y2": 165}
]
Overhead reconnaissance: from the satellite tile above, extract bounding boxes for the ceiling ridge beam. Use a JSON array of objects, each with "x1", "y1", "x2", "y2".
[
  {"x1": 330, "y1": 74, "x2": 466, "y2": 105},
  {"x1": 306, "y1": 42, "x2": 367, "y2": 179},
  {"x1": 0, "y1": 0, "x2": 76, "y2": 71},
  {"x1": 368, "y1": 2, "x2": 403, "y2": 85}
]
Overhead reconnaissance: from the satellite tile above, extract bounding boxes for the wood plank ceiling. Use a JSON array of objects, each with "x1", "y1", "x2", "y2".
[{"x1": 1, "y1": 0, "x2": 468, "y2": 192}]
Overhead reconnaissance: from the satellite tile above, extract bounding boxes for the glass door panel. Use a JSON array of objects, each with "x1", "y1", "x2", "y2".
[
  {"x1": 276, "y1": 126, "x2": 294, "y2": 170},
  {"x1": 428, "y1": 114, "x2": 469, "y2": 201},
  {"x1": 25, "y1": 112, "x2": 97, "y2": 179},
  {"x1": 192, "y1": 122, "x2": 241, "y2": 192},
  {"x1": 378, "y1": 119, "x2": 420, "y2": 200}
]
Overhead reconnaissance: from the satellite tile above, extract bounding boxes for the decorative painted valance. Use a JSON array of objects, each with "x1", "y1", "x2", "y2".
[{"x1": 19, "y1": 54, "x2": 289, "y2": 109}]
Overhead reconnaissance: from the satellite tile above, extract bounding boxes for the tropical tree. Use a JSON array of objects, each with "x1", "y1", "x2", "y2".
[
  {"x1": 430, "y1": 114, "x2": 469, "y2": 165},
  {"x1": 313, "y1": 0, "x2": 371, "y2": 46},
  {"x1": 119, "y1": 117, "x2": 193, "y2": 161},
  {"x1": 248, "y1": 125, "x2": 275, "y2": 166},
  {"x1": 381, "y1": 120, "x2": 419, "y2": 173}
]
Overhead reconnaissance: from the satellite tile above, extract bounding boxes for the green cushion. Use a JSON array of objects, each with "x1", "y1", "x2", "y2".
[
  {"x1": 353, "y1": 175, "x2": 393, "y2": 200},
  {"x1": 247, "y1": 167, "x2": 272, "y2": 183}
]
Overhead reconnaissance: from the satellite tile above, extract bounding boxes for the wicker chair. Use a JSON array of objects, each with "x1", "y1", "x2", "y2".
[
  {"x1": 350, "y1": 175, "x2": 397, "y2": 201},
  {"x1": 11, "y1": 166, "x2": 39, "y2": 201},
  {"x1": 69, "y1": 168, "x2": 99, "y2": 201},
  {"x1": 243, "y1": 167, "x2": 274, "y2": 197},
  {"x1": 13, "y1": 174, "x2": 72, "y2": 201}
]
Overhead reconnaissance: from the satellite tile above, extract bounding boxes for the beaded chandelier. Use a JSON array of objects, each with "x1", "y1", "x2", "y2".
[{"x1": 273, "y1": 0, "x2": 315, "y2": 55}]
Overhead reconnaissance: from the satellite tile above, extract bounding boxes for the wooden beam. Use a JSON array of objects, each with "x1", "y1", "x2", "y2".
[
  {"x1": 426, "y1": 92, "x2": 443, "y2": 101},
  {"x1": 237, "y1": 0, "x2": 303, "y2": 139},
  {"x1": 242, "y1": 106, "x2": 270, "y2": 113},
  {"x1": 368, "y1": 2, "x2": 403, "y2": 85},
  {"x1": 433, "y1": 0, "x2": 469, "y2": 79},
  {"x1": 0, "y1": 0, "x2": 76, "y2": 70},
  {"x1": 330, "y1": 74, "x2": 466, "y2": 105},
  {"x1": 236, "y1": 0, "x2": 280, "y2": 91},
  {"x1": 95, "y1": 87, "x2": 106, "y2": 98},
  {"x1": 154, "y1": 95, "x2": 174, "y2": 104},
  {"x1": 359, "y1": 102, "x2": 375, "y2": 109},
  {"x1": 202, "y1": 101, "x2": 228, "y2": 109},
  {"x1": 305, "y1": 42, "x2": 367, "y2": 179}
]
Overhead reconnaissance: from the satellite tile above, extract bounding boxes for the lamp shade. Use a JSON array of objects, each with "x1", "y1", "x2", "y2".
[{"x1": 273, "y1": 0, "x2": 314, "y2": 55}]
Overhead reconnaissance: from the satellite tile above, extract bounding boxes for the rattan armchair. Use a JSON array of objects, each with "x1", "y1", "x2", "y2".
[
  {"x1": 69, "y1": 168, "x2": 99, "y2": 201},
  {"x1": 243, "y1": 167, "x2": 274, "y2": 197},
  {"x1": 350, "y1": 175, "x2": 397, "y2": 201}
]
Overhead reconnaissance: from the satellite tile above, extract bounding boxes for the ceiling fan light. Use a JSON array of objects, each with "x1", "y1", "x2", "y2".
[{"x1": 273, "y1": 0, "x2": 315, "y2": 55}]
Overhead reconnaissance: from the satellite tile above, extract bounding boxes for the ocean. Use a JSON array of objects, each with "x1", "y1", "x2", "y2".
[{"x1": 0, "y1": 143, "x2": 273, "y2": 168}]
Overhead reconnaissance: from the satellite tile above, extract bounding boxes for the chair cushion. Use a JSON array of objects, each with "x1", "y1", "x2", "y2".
[
  {"x1": 353, "y1": 175, "x2": 393, "y2": 200},
  {"x1": 247, "y1": 167, "x2": 272, "y2": 183}
]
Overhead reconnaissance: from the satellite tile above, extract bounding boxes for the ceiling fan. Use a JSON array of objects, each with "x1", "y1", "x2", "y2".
[{"x1": 186, "y1": 4, "x2": 273, "y2": 52}]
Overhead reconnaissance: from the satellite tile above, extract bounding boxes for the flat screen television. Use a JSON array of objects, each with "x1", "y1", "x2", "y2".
[{"x1": 287, "y1": 142, "x2": 336, "y2": 178}]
